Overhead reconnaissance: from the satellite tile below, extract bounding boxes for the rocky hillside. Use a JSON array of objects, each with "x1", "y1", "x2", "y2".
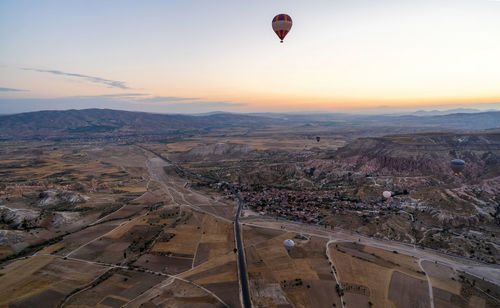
[
  {"x1": 181, "y1": 143, "x2": 255, "y2": 161},
  {"x1": 319, "y1": 131, "x2": 500, "y2": 180}
]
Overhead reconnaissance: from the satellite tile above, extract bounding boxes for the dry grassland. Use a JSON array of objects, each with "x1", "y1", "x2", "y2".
[
  {"x1": 0, "y1": 246, "x2": 15, "y2": 259},
  {"x1": 152, "y1": 224, "x2": 201, "y2": 256},
  {"x1": 330, "y1": 243, "x2": 396, "y2": 308},
  {"x1": 144, "y1": 134, "x2": 345, "y2": 155},
  {"x1": 362, "y1": 245, "x2": 422, "y2": 276},
  {"x1": 178, "y1": 253, "x2": 236, "y2": 281},
  {"x1": 64, "y1": 269, "x2": 165, "y2": 307},
  {"x1": 329, "y1": 242, "x2": 429, "y2": 308},
  {"x1": 125, "y1": 278, "x2": 225, "y2": 308},
  {"x1": 388, "y1": 271, "x2": 430, "y2": 308},
  {"x1": 105, "y1": 216, "x2": 149, "y2": 239},
  {"x1": 243, "y1": 225, "x2": 340, "y2": 308},
  {"x1": 37, "y1": 242, "x2": 66, "y2": 255}
]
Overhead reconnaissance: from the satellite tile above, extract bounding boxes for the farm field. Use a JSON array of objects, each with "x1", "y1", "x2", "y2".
[
  {"x1": 329, "y1": 241, "x2": 500, "y2": 308},
  {"x1": 243, "y1": 225, "x2": 342, "y2": 308},
  {"x1": 0, "y1": 255, "x2": 108, "y2": 307},
  {"x1": 0, "y1": 143, "x2": 240, "y2": 307}
]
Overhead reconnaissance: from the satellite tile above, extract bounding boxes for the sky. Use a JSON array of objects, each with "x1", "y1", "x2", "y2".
[{"x1": 1, "y1": 0, "x2": 500, "y2": 114}]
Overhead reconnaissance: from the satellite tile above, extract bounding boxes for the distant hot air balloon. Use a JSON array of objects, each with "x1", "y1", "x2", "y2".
[
  {"x1": 450, "y1": 159, "x2": 465, "y2": 176},
  {"x1": 272, "y1": 14, "x2": 293, "y2": 43},
  {"x1": 316, "y1": 136, "x2": 321, "y2": 142},
  {"x1": 283, "y1": 239, "x2": 295, "y2": 251},
  {"x1": 383, "y1": 191, "x2": 392, "y2": 200}
]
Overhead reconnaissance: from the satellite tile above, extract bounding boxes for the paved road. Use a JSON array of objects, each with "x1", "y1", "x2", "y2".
[
  {"x1": 138, "y1": 146, "x2": 252, "y2": 308},
  {"x1": 229, "y1": 185, "x2": 252, "y2": 308}
]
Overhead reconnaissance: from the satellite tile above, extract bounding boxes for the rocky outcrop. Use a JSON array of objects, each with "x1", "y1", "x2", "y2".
[
  {"x1": 38, "y1": 189, "x2": 84, "y2": 208},
  {"x1": 314, "y1": 132, "x2": 500, "y2": 180},
  {"x1": 0, "y1": 206, "x2": 39, "y2": 229}
]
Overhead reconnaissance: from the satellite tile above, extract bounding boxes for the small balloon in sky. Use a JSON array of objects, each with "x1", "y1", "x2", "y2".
[{"x1": 272, "y1": 14, "x2": 293, "y2": 43}]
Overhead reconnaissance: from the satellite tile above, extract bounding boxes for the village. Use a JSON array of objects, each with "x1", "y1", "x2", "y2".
[{"x1": 213, "y1": 183, "x2": 407, "y2": 225}]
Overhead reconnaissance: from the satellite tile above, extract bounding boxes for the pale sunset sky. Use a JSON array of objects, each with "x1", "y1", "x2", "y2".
[{"x1": 1, "y1": 0, "x2": 499, "y2": 114}]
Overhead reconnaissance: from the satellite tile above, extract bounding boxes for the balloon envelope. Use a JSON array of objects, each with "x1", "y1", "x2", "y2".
[
  {"x1": 450, "y1": 159, "x2": 465, "y2": 175},
  {"x1": 272, "y1": 14, "x2": 293, "y2": 42},
  {"x1": 283, "y1": 239, "x2": 295, "y2": 250},
  {"x1": 316, "y1": 136, "x2": 321, "y2": 142},
  {"x1": 383, "y1": 191, "x2": 392, "y2": 199}
]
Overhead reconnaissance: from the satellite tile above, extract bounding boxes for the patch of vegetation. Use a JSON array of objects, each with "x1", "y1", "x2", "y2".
[
  {"x1": 116, "y1": 193, "x2": 143, "y2": 204},
  {"x1": 98, "y1": 204, "x2": 122, "y2": 218},
  {"x1": 67, "y1": 125, "x2": 117, "y2": 133},
  {"x1": 335, "y1": 283, "x2": 344, "y2": 297},
  {"x1": 157, "y1": 138, "x2": 187, "y2": 144},
  {"x1": 0, "y1": 234, "x2": 66, "y2": 264}
]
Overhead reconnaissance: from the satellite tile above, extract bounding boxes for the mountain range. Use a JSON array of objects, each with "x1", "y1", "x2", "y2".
[{"x1": 0, "y1": 108, "x2": 499, "y2": 140}]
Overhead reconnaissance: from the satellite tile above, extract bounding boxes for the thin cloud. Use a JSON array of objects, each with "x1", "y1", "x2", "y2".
[
  {"x1": 23, "y1": 68, "x2": 130, "y2": 89},
  {"x1": 164, "y1": 101, "x2": 247, "y2": 108},
  {"x1": 142, "y1": 96, "x2": 199, "y2": 103},
  {"x1": 0, "y1": 87, "x2": 26, "y2": 92},
  {"x1": 74, "y1": 93, "x2": 147, "y2": 99}
]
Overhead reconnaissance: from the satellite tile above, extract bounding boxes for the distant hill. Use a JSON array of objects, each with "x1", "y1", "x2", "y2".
[
  {"x1": 409, "y1": 108, "x2": 493, "y2": 116},
  {"x1": 252, "y1": 111, "x2": 500, "y2": 130},
  {"x1": 366, "y1": 112, "x2": 500, "y2": 130},
  {"x1": 0, "y1": 109, "x2": 499, "y2": 140},
  {"x1": 0, "y1": 109, "x2": 280, "y2": 140}
]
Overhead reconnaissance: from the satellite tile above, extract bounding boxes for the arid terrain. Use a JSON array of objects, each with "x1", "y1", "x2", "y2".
[{"x1": 0, "y1": 109, "x2": 499, "y2": 307}]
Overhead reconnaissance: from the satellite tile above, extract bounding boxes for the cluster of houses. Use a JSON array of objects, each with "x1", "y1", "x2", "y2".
[{"x1": 217, "y1": 183, "x2": 402, "y2": 224}]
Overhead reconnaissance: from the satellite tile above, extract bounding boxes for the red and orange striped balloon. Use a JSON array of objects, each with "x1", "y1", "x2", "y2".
[{"x1": 272, "y1": 14, "x2": 292, "y2": 43}]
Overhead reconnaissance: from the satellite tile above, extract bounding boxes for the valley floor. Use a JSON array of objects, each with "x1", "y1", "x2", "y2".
[{"x1": 0, "y1": 143, "x2": 499, "y2": 308}]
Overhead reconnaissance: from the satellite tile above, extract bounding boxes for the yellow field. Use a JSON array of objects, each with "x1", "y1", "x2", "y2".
[
  {"x1": 432, "y1": 276, "x2": 462, "y2": 295},
  {"x1": 330, "y1": 245, "x2": 396, "y2": 308},
  {"x1": 37, "y1": 242, "x2": 66, "y2": 255},
  {"x1": 152, "y1": 225, "x2": 201, "y2": 255},
  {"x1": 362, "y1": 245, "x2": 422, "y2": 276},
  {"x1": 329, "y1": 242, "x2": 431, "y2": 308},
  {"x1": 0, "y1": 255, "x2": 107, "y2": 307},
  {"x1": 151, "y1": 213, "x2": 234, "y2": 259},
  {"x1": 178, "y1": 253, "x2": 236, "y2": 281},
  {"x1": 420, "y1": 260, "x2": 462, "y2": 295},
  {"x1": 105, "y1": 216, "x2": 151, "y2": 239},
  {"x1": 243, "y1": 227, "x2": 341, "y2": 308},
  {"x1": 143, "y1": 135, "x2": 345, "y2": 155},
  {"x1": 0, "y1": 256, "x2": 55, "y2": 306},
  {"x1": 252, "y1": 233, "x2": 320, "y2": 281},
  {"x1": 116, "y1": 186, "x2": 147, "y2": 193}
]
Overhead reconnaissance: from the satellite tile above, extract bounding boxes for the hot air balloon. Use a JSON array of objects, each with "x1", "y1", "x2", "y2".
[
  {"x1": 383, "y1": 191, "x2": 391, "y2": 200},
  {"x1": 283, "y1": 239, "x2": 295, "y2": 251},
  {"x1": 316, "y1": 136, "x2": 321, "y2": 142},
  {"x1": 450, "y1": 159, "x2": 465, "y2": 176},
  {"x1": 272, "y1": 14, "x2": 293, "y2": 43}
]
